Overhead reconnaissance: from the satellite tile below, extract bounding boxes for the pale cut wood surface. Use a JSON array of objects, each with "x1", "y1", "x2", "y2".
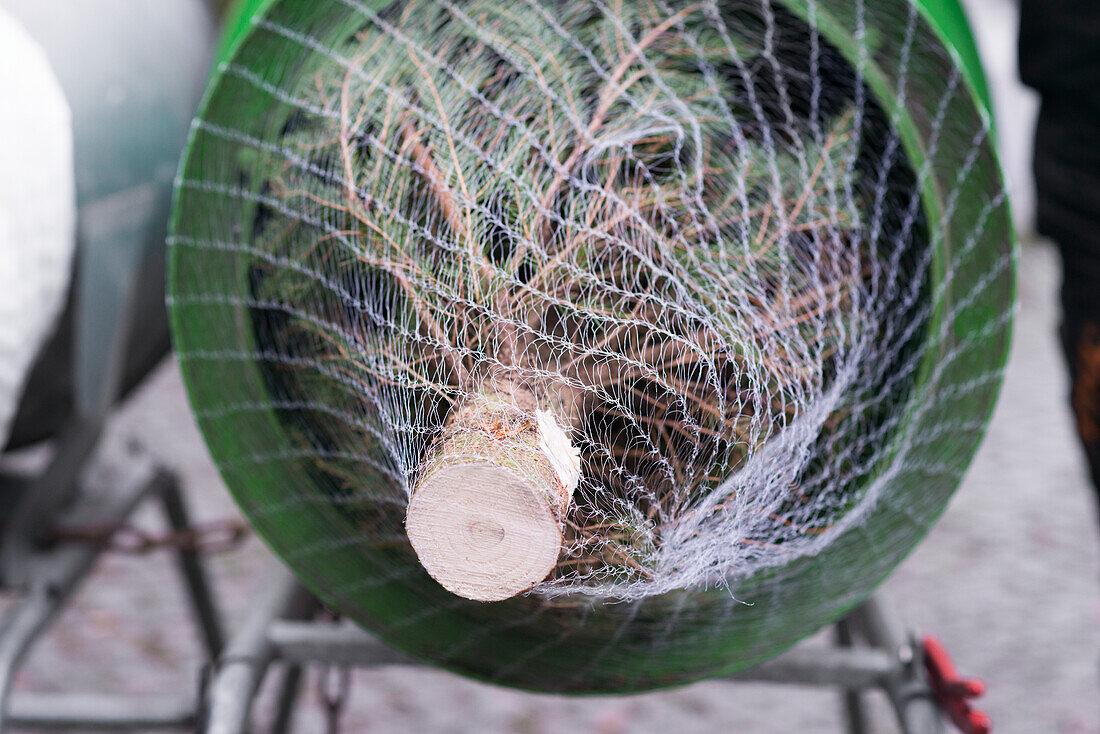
[
  {"x1": 406, "y1": 382, "x2": 581, "y2": 601},
  {"x1": 407, "y1": 462, "x2": 563, "y2": 601}
]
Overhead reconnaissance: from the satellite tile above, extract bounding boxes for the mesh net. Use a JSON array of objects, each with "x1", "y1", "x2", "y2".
[{"x1": 169, "y1": 0, "x2": 1014, "y2": 690}]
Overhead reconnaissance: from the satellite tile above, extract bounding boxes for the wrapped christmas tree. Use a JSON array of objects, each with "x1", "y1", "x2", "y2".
[{"x1": 170, "y1": 0, "x2": 1014, "y2": 691}]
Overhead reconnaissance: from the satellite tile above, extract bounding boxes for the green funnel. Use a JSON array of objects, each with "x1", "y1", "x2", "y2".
[{"x1": 169, "y1": 0, "x2": 1014, "y2": 692}]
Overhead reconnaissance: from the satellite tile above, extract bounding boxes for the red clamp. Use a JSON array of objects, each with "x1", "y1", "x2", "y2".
[{"x1": 921, "y1": 634, "x2": 991, "y2": 734}]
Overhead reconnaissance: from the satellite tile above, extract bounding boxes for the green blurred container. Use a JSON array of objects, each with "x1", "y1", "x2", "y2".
[{"x1": 169, "y1": 0, "x2": 1015, "y2": 693}]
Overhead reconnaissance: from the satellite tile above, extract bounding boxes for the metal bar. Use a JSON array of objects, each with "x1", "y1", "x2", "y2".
[
  {"x1": 202, "y1": 566, "x2": 313, "y2": 734},
  {"x1": 270, "y1": 665, "x2": 304, "y2": 734},
  {"x1": 850, "y1": 597, "x2": 943, "y2": 734},
  {"x1": 266, "y1": 619, "x2": 895, "y2": 690},
  {"x1": 267, "y1": 623, "x2": 414, "y2": 669},
  {"x1": 835, "y1": 617, "x2": 868, "y2": 734},
  {"x1": 725, "y1": 645, "x2": 895, "y2": 689},
  {"x1": 849, "y1": 595, "x2": 905, "y2": 653},
  {"x1": 4, "y1": 694, "x2": 194, "y2": 731},
  {"x1": 157, "y1": 476, "x2": 226, "y2": 658},
  {"x1": 0, "y1": 587, "x2": 55, "y2": 734},
  {"x1": 894, "y1": 670, "x2": 944, "y2": 734}
]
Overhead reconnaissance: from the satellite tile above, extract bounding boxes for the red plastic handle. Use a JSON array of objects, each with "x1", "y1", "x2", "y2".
[{"x1": 921, "y1": 634, "x2": 991, "y2": 734}]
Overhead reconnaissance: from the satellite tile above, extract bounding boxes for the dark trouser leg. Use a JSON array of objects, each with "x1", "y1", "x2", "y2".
[
  {"x1": 1033, "y1": 106, "x2": 1100, "y2": 512},
  {"x1": 1059, "y1": 277, "x2": 1100, "y2": 505},
  {"x1": 1020, "y1": 0, "x2": 1100, "y2": 511}
]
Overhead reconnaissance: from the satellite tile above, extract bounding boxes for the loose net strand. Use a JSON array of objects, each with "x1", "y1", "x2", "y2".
[{"x1": 169, "y1": 0, "x2": 1015, "y2": 689}]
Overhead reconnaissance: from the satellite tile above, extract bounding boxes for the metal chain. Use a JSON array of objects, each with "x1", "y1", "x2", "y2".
[{"x1": 49, "y1": 518, "x2": 250, "y2": 554}]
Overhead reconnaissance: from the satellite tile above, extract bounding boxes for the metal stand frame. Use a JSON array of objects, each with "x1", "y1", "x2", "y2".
[
  {"x1": 0, "y1": 142, "x2": 225, "y2": 731},
  {"x1": 0, "y1": 448, "x2": 224, "y2": 732},
  {"x1": 201, "y1": 566, "x2": 946, "y2": 734},
  {"x1": 0, "y1": 442, "x2": 947, "y2": 734}
]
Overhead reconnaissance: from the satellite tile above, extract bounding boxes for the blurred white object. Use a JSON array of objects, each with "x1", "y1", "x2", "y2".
[{"x1": 0, "y1": 6, "x2": 76, "y2": 446}]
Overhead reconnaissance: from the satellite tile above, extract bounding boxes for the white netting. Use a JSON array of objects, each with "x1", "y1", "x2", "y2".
[
  {"x1": 198, "y1": 0, "x2": 961, "y2": 602},
  {"x1": 171, "y1": 1, "x2": 1017, "y2": 689},
  {"x1": 171, "y1": 0, "x2": 1014, "y2": 687}
]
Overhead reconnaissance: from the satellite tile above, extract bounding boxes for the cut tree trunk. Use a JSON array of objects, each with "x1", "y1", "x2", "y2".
[{"x1": 405, "y1": 378, "x2": 582, "y2": 602}]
